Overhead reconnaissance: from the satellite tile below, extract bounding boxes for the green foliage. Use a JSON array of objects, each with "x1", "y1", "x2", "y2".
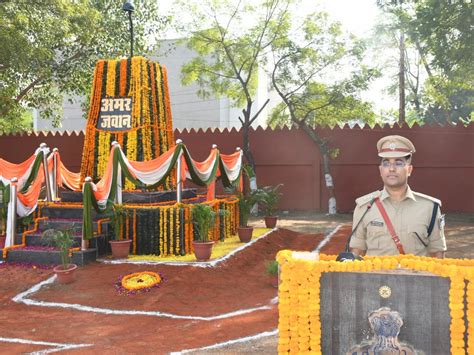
[
  {"x1": 238, "y1": 189, "x2": 264, "y2": 227},
  {"x1": 43, "y1": 228, "x2": 74, "y2": 267},
  {"x1": 111, "y1": 204, "x2": 128, "y2": 241},
  {"x1": 259, "y1": 184, "x2": 283, "y2": 216},
  {"x1": 0, "y1": 184, "x2": 7, "y2": 234},
  {"x1": 18, "y1": 214, "x2": 34, "y2": 228},
  {"x1": 377, "y1": 0, "x2": 473, "y2": 124},
  {"x1": 266, "y1": 260, "x2": 279, "y2": 275},
  {"x1": 238, "y1": 164, "x2": 264, "y2": 226},
  {"x1": 178, "y1": 0, "x2": 293, "y2": 170},
  {"x1": 268, "y1": 10, "x2": 378, "y2": 128},
  {"x1": 192, "y1": 204, "x2": 218, "y2": 242},
  {"x1": 179, "y1": 0, "x2": 288, "y2": 108},
  {"x1": 0, "y1": 0, "x2": 167, "y2": 133}
]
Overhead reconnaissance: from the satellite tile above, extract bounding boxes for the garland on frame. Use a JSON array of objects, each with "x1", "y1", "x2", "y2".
[{"x1": 276, "y1": 252, "x2": 474, "y2": 354}]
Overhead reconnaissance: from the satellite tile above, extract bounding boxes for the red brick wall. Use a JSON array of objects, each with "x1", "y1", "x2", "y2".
[{"x1": 1, "y1": 124, "x2": 473, "y2": 213}]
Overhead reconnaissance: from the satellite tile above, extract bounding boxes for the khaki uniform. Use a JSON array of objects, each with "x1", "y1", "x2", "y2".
[{"x1": 349, "y1": 186, "x2": 446, "y2": 256}]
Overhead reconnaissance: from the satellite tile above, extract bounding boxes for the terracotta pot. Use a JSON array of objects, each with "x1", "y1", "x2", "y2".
[
  {"x1": 53, "y1": 264, "x2": 78, "y2": 284},
  {"x1": 264, "y1": 216, "x2": 278, "y2": 228},
  {"x1": 0, "y1": 235, "x2": 6, "y2": 249},
  {"x1": 109, "y1": 240, "x2": 132, "y2": 259},
  {"x1": 192, "y1": 241, "x2": 214, "y2": 261},
  {"x1": 238, "y1": 227, "x2": 253, "y2": 243}
]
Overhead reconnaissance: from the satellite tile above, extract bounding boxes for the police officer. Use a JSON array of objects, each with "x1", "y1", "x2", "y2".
[{"x1": 349, "y1": 135, "x2": 446, "y2": 258}]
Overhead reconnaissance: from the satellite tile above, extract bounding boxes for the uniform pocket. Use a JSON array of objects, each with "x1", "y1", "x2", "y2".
[
  {"x1": 366, "y1": 221, "x2": 391, "y2": 251},
  {"x1": 409, "y1": 226, "x2": 429, "y2": 254}
]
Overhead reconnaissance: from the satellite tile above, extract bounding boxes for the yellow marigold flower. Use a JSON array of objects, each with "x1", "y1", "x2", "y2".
[
  {"x1": 277, "y1": 343, "x2": 290, "y2": 351},
  {"x1": 121, "y1": 271, "x2": 161, "y2": 290}
]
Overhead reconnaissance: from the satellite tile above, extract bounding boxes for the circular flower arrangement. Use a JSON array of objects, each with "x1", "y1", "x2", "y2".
[{"x1": 115, "y1": 271, "x2": 165, "y2": 295}]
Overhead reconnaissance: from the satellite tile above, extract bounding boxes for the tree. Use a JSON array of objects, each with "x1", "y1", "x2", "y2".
[
  {"x1": 179, "y1": 0, "x2": 291, "y2": 173},
  {"x1": 268, "y1": 11, "x2": 377, "y2": 213},
  {"x1": 0, "y1": 0, "x2": 167, "y2": 133},
  {"x1": 377, "y1": 0, "x2": 473, "y2": 124},
  {"x1": 370, "y1": 14, "x2": 425, "y2": 125},
  {"x1": 376, "y1": 0, "x2": 409, "y2": 124}
]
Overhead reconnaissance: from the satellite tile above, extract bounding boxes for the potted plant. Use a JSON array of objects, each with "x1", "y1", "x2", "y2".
[
  {"x1": 266, "y1": 260, "x2": 279, "y2": 288},
  {"x1": 260, "y1": 184, "x2": 283, "y2": 228},
  {"x1": 109, "y1": 204, "x2": 131, "y2": 259},
  {"x1": 238, "y1": 189, "x2": 264, "y2": 242},
  {"x1": 43, "y1": 228, "x2": 77, "y2": 284},
  {"x1": 192, "y1": 204, "x2": 218, "y2": 261}
]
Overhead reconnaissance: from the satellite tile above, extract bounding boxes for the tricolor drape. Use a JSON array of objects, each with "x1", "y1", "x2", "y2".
[
  {"x1": 0, "y1": 143, "x2": 242, "y2": 245},
  {"x1": 0, "y1": 146, "x2": 48, "y2": 193},
  {"x1": 0, "y1": 146, "x2": 51, "y2": 249},
  {"x1": 81, "y1": 142, "x2": 243, "y2": 239}
]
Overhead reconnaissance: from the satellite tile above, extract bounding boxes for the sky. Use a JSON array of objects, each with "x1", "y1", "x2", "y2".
[{"x1": 155, "y1": 0, "x2": 397, "y2": 113}]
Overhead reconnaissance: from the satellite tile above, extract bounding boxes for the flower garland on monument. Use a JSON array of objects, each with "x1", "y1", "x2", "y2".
[
  {"x1": 277, "y1": 251, "x2": 474, "y2": 354},
  {"x1": 107, "y1": 197, "x2": 237, "y2": 257},
  {"x1": 80, "y1": 56, "x2": 175, "y2": 187}
]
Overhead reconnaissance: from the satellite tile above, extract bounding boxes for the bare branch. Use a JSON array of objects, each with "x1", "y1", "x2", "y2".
[
  {"x1": 15, "y1": 77, "x2": 43, "y2": 103},
  {"x1": 249, "y1": 98, "x2": 270, "y2": 125}
]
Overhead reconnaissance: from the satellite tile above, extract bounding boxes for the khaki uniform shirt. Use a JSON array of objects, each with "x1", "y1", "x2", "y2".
[{"x1": 349, "y1": 186, "x2": 447, "y2": 256}]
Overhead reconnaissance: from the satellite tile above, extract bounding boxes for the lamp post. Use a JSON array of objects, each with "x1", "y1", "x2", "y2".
[{"x1": 122, "y1": 1, "x2": 135, "y2": 58}]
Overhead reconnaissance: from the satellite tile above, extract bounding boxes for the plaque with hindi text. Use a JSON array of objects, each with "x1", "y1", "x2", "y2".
[{"x1": 97, "y1": 97, "x2": 133, "y2": 131}]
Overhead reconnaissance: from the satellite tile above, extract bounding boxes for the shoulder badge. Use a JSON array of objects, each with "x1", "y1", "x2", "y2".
[
  {"x1": 439, "y1": 214, "x2": 446, "y2": 230},
  {"x1": 412, "y1": 191, "x2": 442, "y2": 206},
  {"x1": 355, "y1": 191, "x2": 381, "y2": 206}
]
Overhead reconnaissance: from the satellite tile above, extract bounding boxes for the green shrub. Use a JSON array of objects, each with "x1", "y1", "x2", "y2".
[
  {"x1": 266, "y1": 260, "x2": 279, "y2": 275},
  {"x1": 259, "y1": 184, "x2": 283, "y2": 216},
  {"x1": 43, "y1": 229, "x2": 74, "y2": 267}
]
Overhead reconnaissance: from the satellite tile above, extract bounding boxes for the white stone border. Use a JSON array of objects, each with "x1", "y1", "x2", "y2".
[
  {"x1": 10, "y1": 225, "x2": 341, "y2": 325},
  {"x1": 13, "y1": 276, "x2": 273, "y2": 321},
  {"x1": 313, "y1": 224, "x2": 343, "y2": 253},
  {"x1": 170, "y1": 329, "x2": 279, "y2": 354},
  {"x1": 0, "y1": 336, "x2": 91, "y2": 354},
  {"x1": 98, "y1": 228, "x2": 278, "y2": 267}
]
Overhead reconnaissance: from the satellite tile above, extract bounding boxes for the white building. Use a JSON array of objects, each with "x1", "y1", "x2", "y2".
[{"x1": 34, "y1": 39, "x2": 271, "y2": 132}]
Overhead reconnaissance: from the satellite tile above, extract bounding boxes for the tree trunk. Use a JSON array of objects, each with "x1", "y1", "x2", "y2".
[
  {"x1": 298, "y1": 121, "x2": 337, "y2": 214},
  {"x1": 242, "y1": 123, "x2": 256, "y2": 173},
  {"x1": 399, "y1": 31, "x2": 406, "y2": 124},
  {"x1": 242, "y1": 121, "x2": 258, "y2": 214}
]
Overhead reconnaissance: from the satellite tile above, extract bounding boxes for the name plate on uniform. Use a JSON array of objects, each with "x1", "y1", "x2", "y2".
[{"x1": 97, "y1": 97, "x2": 133, "y2": 131}]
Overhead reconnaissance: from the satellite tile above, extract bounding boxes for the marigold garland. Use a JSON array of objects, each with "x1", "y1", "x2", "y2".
[
  {"x1": 80, "y1": 56, "x2": 175, "y2": 187},
  {"x1": 80, "y1": 60, "x2": 105, "y2": 182},
  {"x1": 115, "y1": 271, "x2": 165, "y2": 296},
  {"x1": 121, "y1": 271, "x2": 162, "y2": 290},
  {"x1": 276, "y1": 251, "x2": 474, "y2": 354},
  {"x1": 105, "y1": 197, "x2": 237, "y2": 257},
  {"x1": 28, "y1": 198, "x2": 237, "y2": 259}
]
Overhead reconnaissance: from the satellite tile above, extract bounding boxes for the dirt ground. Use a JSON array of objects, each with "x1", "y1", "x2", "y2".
[{"x1": 0, "y1": 212, "x2": 472, "y2": 354}]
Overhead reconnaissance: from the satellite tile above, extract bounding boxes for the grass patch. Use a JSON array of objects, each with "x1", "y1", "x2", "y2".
[{"x1": 128, "y1": 228, "x2": 271, "y2": 262}]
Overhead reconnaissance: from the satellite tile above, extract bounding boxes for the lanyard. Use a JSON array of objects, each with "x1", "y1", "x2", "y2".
[{"x1": 374, "y1": 198, "x2": 406, "y2": 255}]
